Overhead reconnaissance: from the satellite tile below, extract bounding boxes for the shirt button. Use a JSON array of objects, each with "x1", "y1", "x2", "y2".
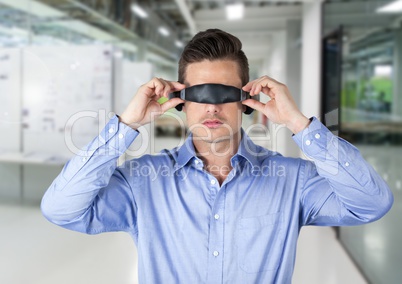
[
  {"x1": 118, "y1": 133, "x2": 124, "y2": 139},
  {"x1": 108, "y1": 128, "x2": 115, "y2": 133},
  {"x1": 213, "y1": 251, "x2": 219, "y2": 257},
  {"x1": 345, "y1": 162, "x2": 350, "y2": 167},
  {"x1": 82, "y1": 157, "x2": 87, "y2": 162},
  {"x1": 315, "y1": 133, "x2": 321, "y2": 139},
  {"x1": 210, "y1": 179, "x2": 216, "y2": 185},
  {"x1": 194, "y1": 159, "x2": 199, "y2": 164},
  {"x1": 305, "y1": 140, "x2": 311, "y2": 146},
  {"x1": 214, "y1": 214, "x2": 220, "y2": 220}
]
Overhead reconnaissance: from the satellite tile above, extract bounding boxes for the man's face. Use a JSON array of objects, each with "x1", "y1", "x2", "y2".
[{"x1": 183, "y1": 60, "x2": 244, "y2": 145}]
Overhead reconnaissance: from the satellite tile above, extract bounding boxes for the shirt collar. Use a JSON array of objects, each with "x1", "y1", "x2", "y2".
[
  {"x1": 234, "y1": 128, "x2": 260, "y2": 168},
  {"x1": 175, "y1": 128, "x2": 261, "y2": 171},
  {"x1": 176, "y1": 132, "x2": 198, "y2": 170}
]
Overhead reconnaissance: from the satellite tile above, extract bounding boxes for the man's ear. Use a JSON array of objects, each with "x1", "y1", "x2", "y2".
[{"x1": 242, "y1": 104, "x2": 246, "y2": 113}]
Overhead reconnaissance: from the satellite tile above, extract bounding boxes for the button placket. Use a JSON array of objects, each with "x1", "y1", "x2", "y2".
[{"x1": 205, "y1": 184, "x2": 225, "y2": 283}]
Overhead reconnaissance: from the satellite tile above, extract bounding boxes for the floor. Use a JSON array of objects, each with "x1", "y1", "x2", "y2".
[
  {"x1": 0, "y1": 203, "x2": 367, "y2": 284},
  {"x1": 337, "y1": 145, "x2": 402, "y2": 284}
]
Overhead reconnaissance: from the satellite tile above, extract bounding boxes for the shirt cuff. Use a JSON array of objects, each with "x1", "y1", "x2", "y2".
[
  {"x1": 98, "y1": 114, "x2": 139, "y2": 154},
  {"x1": 77, "y1": 114, "x2": 140, "y2": 159},
  {"x1": 292, "y1": 116, "x2": 365, "y2": 179},
  {"x1": 292, "y1": 116, "x2": 331, "y2": 159}
]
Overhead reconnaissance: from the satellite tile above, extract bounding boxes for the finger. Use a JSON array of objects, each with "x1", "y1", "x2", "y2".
[
  {"x1": 261, "y1": 86, "x2": 271, "y2": 97},
  {"x1": 170, "y1": 81, "x2": 186, "y2": 90},
  {"x1": 253, "y1": 76, "x2": 271, "y2": 95},
  {"x1": 254, "y1": 83, "x2": 263, "y2": 96},
  {"x1": 160, "y1": 98, "x2": 185, "y2": 113},
  {"x1": 168, "y1": 81, "x2": 186, "y2": 97},
  {"x1": 144, "y1": 78, "x2": 165, "y2": 98},
  {"x1": 162, "y1": 80, "x2": 174, "y2": 98},
  {"x1": 159, "y1": 80, "x2": 186, "y2": 98},
  {"x1": 156, "y1": 79, "x2": 169, "y2": 97},
  {"x1": 241, "y1": 99, "x2": 266, "y2": 113},
  {"x1": 163, "y1": 81, "x2": 186, "y2": 98},
  {"x1": 258, "y1": 76, "x2": 283, "y2": 92},
  {"x1": 249, "y1": 77, "x2": 266, "y2": 96},
  {"x1": 254, "y1": 77, "x2": 280, "y2": 99},
  {"x1": 156, "y1": 79, "x2": 171, "y2": 97},
  {"x1": 267, "y1": 89, "x2": 275, "y2": 99},
  {"x1": 242, "y1": 80, "x2": 258, "y2": 92},
  {"x1": 256, "y1": 85, "x2": 274, "y2": 100}
]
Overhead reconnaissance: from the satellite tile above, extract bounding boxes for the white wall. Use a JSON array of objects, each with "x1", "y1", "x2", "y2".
[
  {"x1": 301, "y1": 1, "x2": 323, "y2": 119},
  {"x1": 258, "y1": 27, "x2": 303, "y2": 158},
  {"x1": 393, "y1": 29, "x2": 402, "y2": 117},
  {"x1": 286, "y1": 19, "x2": 302, "y2": 158},
  {"x1": 254, "y1": 1, "x2": 322, "y2": 158},
  {"x1": 0, "y1": 45, "x2": 133, "y2": 203},
  {"x1": 0, "y1": 48, "x2": 22, "y2": 201},
  {"x1": 267, "y1": 31, "x2": 294, "y2": 156}
]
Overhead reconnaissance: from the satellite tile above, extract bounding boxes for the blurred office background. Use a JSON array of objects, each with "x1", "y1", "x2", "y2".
[{"x1": 0, "y1": 0, "x2": 401, "y2": 283}]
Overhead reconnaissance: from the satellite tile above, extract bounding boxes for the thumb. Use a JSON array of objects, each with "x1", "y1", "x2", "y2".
[
  {"x1": 242, "y1": 99, "x2": 265, "y2": 113},
  {"x1": 160, "y1": 98, "x2": 185, "y2": 113}
]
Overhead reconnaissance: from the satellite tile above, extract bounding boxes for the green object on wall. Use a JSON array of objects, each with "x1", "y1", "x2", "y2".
[
  {"x1": 370, "y1": 78, "x2": 392, "y2": 102},
  {"x1": 158, "y1": 97, "x2": 168, "y2": 104}
]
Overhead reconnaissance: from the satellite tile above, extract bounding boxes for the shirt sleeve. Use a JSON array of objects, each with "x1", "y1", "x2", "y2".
[
  {"x1": 41, "y1": 115, "x2": 140, "y2": 234},
  {"x1": 292, "y1": 117, "x2": 394, "y2": 226}
]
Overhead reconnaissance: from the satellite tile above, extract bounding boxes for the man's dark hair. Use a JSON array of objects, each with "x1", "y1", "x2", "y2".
[{"x1": 178, "y1": 29, "x2": 249, "y2": 85}]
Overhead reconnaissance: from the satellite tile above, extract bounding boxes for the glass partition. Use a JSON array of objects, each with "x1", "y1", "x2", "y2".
[{"x1": 324, "y1": 1, "x2": 402, "y2": 283}]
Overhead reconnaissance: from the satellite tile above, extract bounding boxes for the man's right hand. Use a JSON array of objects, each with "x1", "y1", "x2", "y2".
[{"x1": 119, "y1": 78, "x2": 186, "y2": 130}]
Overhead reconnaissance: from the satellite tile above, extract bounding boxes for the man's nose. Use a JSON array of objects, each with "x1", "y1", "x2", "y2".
[{"x1": 205, "y1": 103, "x2": 221, "y2": 113}]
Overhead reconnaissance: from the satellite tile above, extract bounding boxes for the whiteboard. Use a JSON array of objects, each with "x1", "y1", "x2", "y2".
[
  {"x1": 114, "y1": 60, "x2": 153, "y2": 157},
  {"x1": 114, "y1": 60, "x2": 154, "y2": 114},
  {"x1": 0, "y1": 48, "x2": 21, "y2": 152},
  {"x1": 22, "y1": 45, "x2": 113, "y2": 157}
]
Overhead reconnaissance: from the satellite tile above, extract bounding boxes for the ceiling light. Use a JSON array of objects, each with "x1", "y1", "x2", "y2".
[
  {"x1": 158, "y1": 27, "x2": 170, "y2": 37},
  {"x1": 131, "y1": 4, "x2": 148, "y2": 18},
  {"x1": 114, "y1": 51, "x2": 124, "y2": 58},
  {"x1": 226, "y1": 3, "x2": 244, "y2": 20},
  {"x1": 374, "y1": 65, "x2": 392, "y2": 77},
  {"x1": 377, "y1": 0, "x2": 402, "y2": 13},
  {"x1": 175, "y1": 40, "x2": 184, "y2": 48}
]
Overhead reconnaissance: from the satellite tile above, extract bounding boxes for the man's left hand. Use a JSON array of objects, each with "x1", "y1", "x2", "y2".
[{"x1": 242, "y1": 75, "x2": 310, "y2": 134}]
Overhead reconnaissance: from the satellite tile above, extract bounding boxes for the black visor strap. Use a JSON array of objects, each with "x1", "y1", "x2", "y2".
[
  {"x1": 169, "y1": 83, "x2": 249, "y2": 104},
  {"x1": 168, "y1": 83, "x2": 259, "y2": 115}
]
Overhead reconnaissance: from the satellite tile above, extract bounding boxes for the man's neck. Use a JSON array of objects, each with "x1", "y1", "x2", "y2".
[{"x1": 192, "y1": 132, "x2": 241, "y2": 185}]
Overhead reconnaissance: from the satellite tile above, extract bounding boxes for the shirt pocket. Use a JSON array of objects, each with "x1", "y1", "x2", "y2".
[{"x1": 236, "y1": 212, "x2": 284, "y2": 273}]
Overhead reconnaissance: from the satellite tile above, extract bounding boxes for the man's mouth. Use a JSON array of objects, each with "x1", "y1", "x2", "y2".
[{"x1": 202, "y1": 119, "x2": 223, "y2": 129}]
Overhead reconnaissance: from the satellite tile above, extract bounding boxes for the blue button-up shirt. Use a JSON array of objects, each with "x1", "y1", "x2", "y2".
[{"x1": 41, "y1": 115, "x2": 393, "y2": 284}]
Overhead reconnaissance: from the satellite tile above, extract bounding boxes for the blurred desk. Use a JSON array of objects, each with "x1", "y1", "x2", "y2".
[
  {"x1": 0, "y1": 152, "x2": 69, "y2": 166},
  {"x1": 342, "y1": 122, "x2": 402, "y2": 134},
  {"x1": 0, "y1": 152, "x2": 69, "y2": 203}
]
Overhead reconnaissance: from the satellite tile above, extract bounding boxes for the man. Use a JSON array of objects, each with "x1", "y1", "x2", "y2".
[{"x1": 41, "y1": 29, "x2": 393, "y2": 283}]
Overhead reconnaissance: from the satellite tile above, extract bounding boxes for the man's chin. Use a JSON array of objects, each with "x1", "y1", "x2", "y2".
[
  {"x1": 201, "y1": 137, "x2": 230, "y2": 144},
  {"x1": 192, "y1": 129, "x2": 237, "y2": 144}
]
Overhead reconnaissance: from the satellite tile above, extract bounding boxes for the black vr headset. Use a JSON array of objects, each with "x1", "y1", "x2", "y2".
[{"x1": 168, "y1": 83, "x2": 260, "y2": 115}]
